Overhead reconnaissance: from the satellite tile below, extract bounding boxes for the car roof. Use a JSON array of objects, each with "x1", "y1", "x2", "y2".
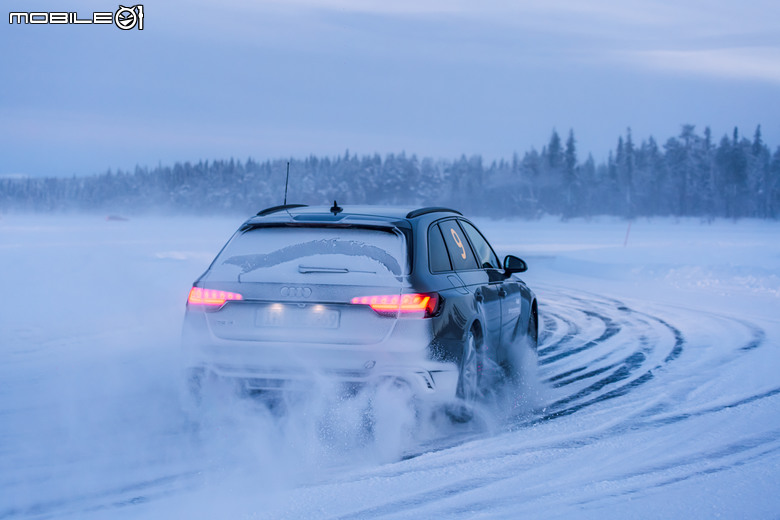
[{"x1": 245, "y1": 204, "x2": 462, "y2": 225}]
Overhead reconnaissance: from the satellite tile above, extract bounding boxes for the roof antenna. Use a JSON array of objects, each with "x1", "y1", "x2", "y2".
[
  {"x1": 283, "y1": 161, "x2": 290, "y2": 205},
  {"x1": 330, "y1": 200, "x2": 343, "y2": 215}
]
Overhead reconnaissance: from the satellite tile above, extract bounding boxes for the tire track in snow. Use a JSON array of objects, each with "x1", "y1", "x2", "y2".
[
  {"x1": 403, "y1": 286, "x2": 770, "y2": 465},
  {"x1": 526, "y1": 287, "x2": 766, "y2": 424},
  {"x1": 0, "y1": 470, "x2": 204, "y2": 520},
  {"x1": 529, "y1": 289, "x2": 681, "y2": 421}
]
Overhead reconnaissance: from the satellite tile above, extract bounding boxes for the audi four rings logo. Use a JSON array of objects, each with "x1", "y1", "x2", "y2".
[
  {"x1": 280, "y1": 287, "x2": 312, "y2": 298},
  {"x1": 9, "y1": 5, "x2": 144, "y2": 30}
]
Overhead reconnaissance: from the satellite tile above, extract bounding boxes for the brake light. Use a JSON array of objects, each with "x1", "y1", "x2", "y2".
[
  {"x1": 187, "y1": 287, "x2": 243, "y2": 307},
  {"x1": 350, "y1": 293, "x2": 439, "y2": 317}
]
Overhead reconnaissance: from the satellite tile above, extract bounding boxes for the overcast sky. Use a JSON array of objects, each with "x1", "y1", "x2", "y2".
[{"x1": 1, "y1": 0, "x2": 779, "y2": 177}]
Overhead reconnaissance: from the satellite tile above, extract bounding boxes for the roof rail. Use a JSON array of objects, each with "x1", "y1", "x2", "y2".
[
  {"x1": 406, "y1": 207, "x2": 462, "y2": 219},
  {"x1": 256, "y1": 204, "x2": 308, "y2": 216}
]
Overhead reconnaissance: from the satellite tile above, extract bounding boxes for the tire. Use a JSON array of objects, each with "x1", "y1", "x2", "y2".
[
  {"x1": 450, "y1": 329, "x2": 482, "y2": 422},
  {"x1": 528, "y1": 308, "x2": 538, "y2": 353},
  {"x1": 502, "y1": 308, "x2": 538, "y2": 384},
  {"x1": 183, "y1": 368, "x2": 205, "y2": 410},
  {"x1": 182, "y1": 368, "x2": 243, "y2": 412}
]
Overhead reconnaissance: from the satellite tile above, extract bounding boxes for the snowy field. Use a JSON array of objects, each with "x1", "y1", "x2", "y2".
[{"x1": 1, "y1": 214, "x2": 779, "y2": 519}]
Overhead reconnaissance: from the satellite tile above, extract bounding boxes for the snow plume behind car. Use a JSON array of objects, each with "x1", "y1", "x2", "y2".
[{"x1": 0, "y1": 215, "x2": 514, "y2": 516}]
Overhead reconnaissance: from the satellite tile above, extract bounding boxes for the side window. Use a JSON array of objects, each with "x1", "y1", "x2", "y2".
[
  {"x1": 460, "y1": 220, "x2": 500, "y2": 270},
  {"x1": 439, "y1": 220, "x2": 479, "y2": 271},
  {"x1": 428, "y1": 224, "x2": 452, "y2": 273}
]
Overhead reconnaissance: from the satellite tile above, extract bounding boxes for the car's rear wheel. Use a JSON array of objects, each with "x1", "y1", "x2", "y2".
[
  {"x1": 451, "y1": 327, "x2": 483, "y2": 421},
  {"x1": 183, "y1": 368, "x2": 206, "y2": 409},
  {"x1": 458, "y1": 330, "x2": 480, "y2": 403},
  {"x1": 183, "y1": 368, "x2": 244, "y2": 412}
]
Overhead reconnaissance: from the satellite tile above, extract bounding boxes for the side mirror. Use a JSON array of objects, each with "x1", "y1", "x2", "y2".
[{"x1": 503, "y1": 255, "x2": 528, "y2": 275}]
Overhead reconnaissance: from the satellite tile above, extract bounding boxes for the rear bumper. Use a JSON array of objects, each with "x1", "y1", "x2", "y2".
[
  {"x1": 181, "y1": 313, "x2": 460, "y2": 401},
  {"x1": 187, "y1": 360, "x2": 459, "y2": 400}
]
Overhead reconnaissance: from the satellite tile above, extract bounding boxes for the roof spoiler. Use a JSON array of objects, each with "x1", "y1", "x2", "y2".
[
  {"x1": 256, "y1": 204, "x2": 308, "y2": 216},
  {"x1": 406, "y1": 207, "x2": 462, "y2": 219}
]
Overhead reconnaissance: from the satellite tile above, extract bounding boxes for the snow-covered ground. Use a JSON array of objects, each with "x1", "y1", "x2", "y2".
[{"x1": 1, "y1": 214, "x2": 778, "y2": 519}]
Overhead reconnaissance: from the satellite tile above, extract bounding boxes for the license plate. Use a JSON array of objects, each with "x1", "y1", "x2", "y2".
[{"x1": 256, "y1": 305, "x2": 340, "y2": 329}]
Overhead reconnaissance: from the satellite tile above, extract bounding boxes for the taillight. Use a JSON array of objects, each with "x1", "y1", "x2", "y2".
[
  {"x1": 187, "y1": 287, "x2": 243, "y2": 309},
  {"x1": 350, "y1": 293, "x2": 439, "y2": 318}
]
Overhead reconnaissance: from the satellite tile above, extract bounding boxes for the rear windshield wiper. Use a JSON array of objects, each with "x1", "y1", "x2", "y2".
[{"x1": 298, "y1": 265, "x2": 376, "y2": 274}]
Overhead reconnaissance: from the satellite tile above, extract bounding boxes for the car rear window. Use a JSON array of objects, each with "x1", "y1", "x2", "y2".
[
  {"x1": 205, "y1": 226, "x2": 409, "y2": 283},
  {"x1": 428, "y1": 224, "x2": 453, "y2": 272},
  {"x1": 438, "y1": 220, "x2": 479, "y2": 271}
]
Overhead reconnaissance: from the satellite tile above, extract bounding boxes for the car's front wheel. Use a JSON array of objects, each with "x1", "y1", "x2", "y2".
[
  {"x1": 502, "y1": 309, "x2": 539, "y2": 384},
  {"x1": 528, "y1": 307, "x2": 538, "y2": 353}
]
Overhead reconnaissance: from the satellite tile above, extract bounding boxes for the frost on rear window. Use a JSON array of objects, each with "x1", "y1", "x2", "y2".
[{"x1": 206, "y1": 227, "x2": 407, "y2": 283}]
